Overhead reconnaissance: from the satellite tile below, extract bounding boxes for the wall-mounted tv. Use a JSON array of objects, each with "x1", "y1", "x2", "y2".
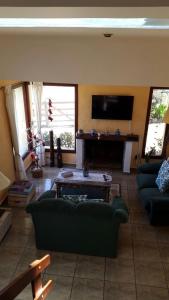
[{"x1": 92, "y1": 95, "x2": 134, "y2": 120}]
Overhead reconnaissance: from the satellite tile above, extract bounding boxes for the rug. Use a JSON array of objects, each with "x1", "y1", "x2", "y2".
[{"x1": 110, "y1": 183, "x2": 121, "y2": 198}]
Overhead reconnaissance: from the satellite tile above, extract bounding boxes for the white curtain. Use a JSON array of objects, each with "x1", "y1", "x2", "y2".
[
  {"x1": 5, "y1": 86, "x2": 27, "y2": 180},
  {"x1": 29, "y1": 82, "x2": 45, "y2": 167}
]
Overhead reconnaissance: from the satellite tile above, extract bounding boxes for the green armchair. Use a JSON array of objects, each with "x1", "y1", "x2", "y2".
[{"x1": 26, "y1": 191, "x2": 129, "y2": 257}]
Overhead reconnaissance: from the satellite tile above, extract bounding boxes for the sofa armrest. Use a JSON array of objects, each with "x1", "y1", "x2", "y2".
[
  {"x1": 137, "y1": 161, "x2": 163, "y2": 174},
  {"x1": 111, "y1": 197, "x2": 129, "y2": 223},
  {"x1": 37, "y1": 190, "x2": 56, "y2": 201},
  {"x1": 26, "y1": 198, "x2": 74, "y2": 214}
]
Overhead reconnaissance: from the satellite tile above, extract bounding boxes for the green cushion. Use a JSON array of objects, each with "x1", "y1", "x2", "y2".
[
  {"x1": 62, "y1": 194, "x2": 88, "y2": 204},
  {"x1": 137, "y1": 161, "x2": 163, "y2": 174},
  {"x1": 38, "y1": 190, "x2": 56, "y2": 201},
  {"x1": 136, "y1": 174, "x2": 157, "y2": 189}
]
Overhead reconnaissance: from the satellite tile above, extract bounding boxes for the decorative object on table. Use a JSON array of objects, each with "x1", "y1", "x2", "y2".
[
  {"x1": 27, "y1": 125, "x2": 45, "y2": 177},
  {"x1": 56, "y1": 138, "x2": 63, "y2": 168},
  {"x1": 8, "y1": 180, "x2": 35, "y2": 207},
  {"x1": 77, "y1": 129, "x2": 84, "y2": 136},
  {"x1": 90, "y1": 129, "x2": 97, "y2": 136},
  {"x1": 97, "y1": 132, "x2": 101, "y2": 140},
  {"x1": 49, "y1": 130, "x2": 55, "y2": 167},
  {"x1": 114, "y1": 128, "x2": 121, "y2": 136},
  {"x1": 83, "y1": 160, "x2": 89, "y2": 177},
  {"x1": 30, "y1": 150, "x2": 43, "y2": 178},
  {"x1": 61, "y1": 171, "x2": 73, "y2": 178}
]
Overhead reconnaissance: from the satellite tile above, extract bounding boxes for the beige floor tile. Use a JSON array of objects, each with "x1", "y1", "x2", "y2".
[
  {"x1": 104, "y1": 281, "x2": 136, "y2": 300},
  {"x1": 163, "y1": 262, "x2": 169, "y2": 288},
  {"x1": 0, "y1": 231, "x2": 29, "y2": 248},
  {"x1": 159, "y1": 243, "x2": 169, "y2": 263},
  {"x1": 75, "y1": 255, "x2": 105, "y2": 280},
  {"x1": 135, "y1": 260, "x2": 166, "y2": 288},
  {"x1": 156, "y1": 228, "x2": 169, "y2": 244},
  {"x1": 118, "y1": 239, "x2": 133, "y2": 259},
  {"x1": 45, "y1": 252, "x2": 77, "y2": 276},
  {"x1": 14, "y1": 248, "x2": 49, "y2": 275},
  {"x1": 105, "y1": 258, "x2": 135, "y2": 283},
  {"x1": 71, "y1": 277, "x2": 103, "y2": 300},
  {"x1": 131, "y1": 211, "x2": 149, "y2": 225},
  {"x1": 136, "y1": 285, "x2": 169, "y2": 300},
  {"x1": 0, "y1": 247, "x2": 24, "y2": 280},
  {"x1": 118, "y1": 224, "x2": 132, "y2": 243},
  {"x1": 134, "y1": 240, "x2": 161, "y2": 262},
  {"x1": 43, "y1": 274, "x2": 73, "y2": 300},
  {"x1": 132, "y1": 225, "x2": 157, "y2": 242},
  {"x1": 14, "y1": 284, "x2": 33, "y2": 300}
]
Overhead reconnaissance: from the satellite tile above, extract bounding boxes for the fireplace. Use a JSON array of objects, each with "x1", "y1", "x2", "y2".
[
  {"x1": 85, "y1": 139, "x2": 124, "y2": 169},
  {"x1": 76, "y1": 133, "x2": 139, "y2": 173}
]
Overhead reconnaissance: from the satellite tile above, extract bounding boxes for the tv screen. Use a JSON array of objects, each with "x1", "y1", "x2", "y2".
[{"x1": 92, "y1": 95, "x2": 134, "y2": 120}]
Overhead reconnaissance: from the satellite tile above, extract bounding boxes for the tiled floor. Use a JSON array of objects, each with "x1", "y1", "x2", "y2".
[{"x1": 1, "y1": 167, "x2": 169, "y2": 299}]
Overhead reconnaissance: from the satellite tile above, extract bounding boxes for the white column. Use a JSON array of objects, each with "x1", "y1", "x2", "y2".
[
  {"x1": 76, "y1": 139, "x2": 84, "y2": 169},
  {"x1": 123, "y1": 141, "x2": 133, "y2": 173}
]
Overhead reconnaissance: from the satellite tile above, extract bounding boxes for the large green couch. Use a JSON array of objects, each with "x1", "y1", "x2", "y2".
[
  {"x1": 26, "y1": 191, "x2": 128, "y2": 257},
  {"x1": 136, "y1": 161, "x2": 169, "y2": 225}
]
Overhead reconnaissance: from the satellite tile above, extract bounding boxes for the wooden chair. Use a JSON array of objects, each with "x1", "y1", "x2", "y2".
[{"x1": 0, "y1": 254, "x2": 53, "y2": 300}]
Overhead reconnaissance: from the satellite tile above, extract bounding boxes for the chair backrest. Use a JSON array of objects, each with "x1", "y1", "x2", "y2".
[{"x1": 0, "y1": 254, "x2": 53, "y2": 300}]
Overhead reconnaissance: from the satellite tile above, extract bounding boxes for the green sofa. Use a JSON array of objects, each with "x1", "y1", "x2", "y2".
[
  {"x1": 26, "y1": 191, "x2": 129, "y2": 257},
  {"x1": 136, "y1": 161, "x2": 169, "y2": 225}
]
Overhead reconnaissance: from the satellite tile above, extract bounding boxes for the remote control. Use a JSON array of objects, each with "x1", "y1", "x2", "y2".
[{"x1": 103, "y1": 174, "x2": 107, "y2": 181}]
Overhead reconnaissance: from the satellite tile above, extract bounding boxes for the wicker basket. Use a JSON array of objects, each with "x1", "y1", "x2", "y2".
[{"x1": 31, "y1": 168, "x2": 43, "y2": 178}]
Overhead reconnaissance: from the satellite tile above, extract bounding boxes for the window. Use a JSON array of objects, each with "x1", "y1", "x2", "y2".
[
  {"x1": 143, "y1": 87, "x2": 169, "y2": 158},
  {"x1": 30, "y1": 84, "x2": 77, "y2": 151},
  {"x1": 12, "y1": 84, "x2": 30, "y2": 157}
]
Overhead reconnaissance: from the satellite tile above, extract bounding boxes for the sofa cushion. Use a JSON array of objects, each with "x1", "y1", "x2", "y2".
[
  {"x1": 136, "y1": 174, "x2": 157, "y2": 190},
  {"x1": 137, "y1": 161, "x2": 163, "y2": 174},
  {"x1": 156, "y1": 160, "x2": 169, "y2": 192},
  {"x1": 139, "y1": 187, "x2": 169, "y2": 210},
  {"x1": 62, "y1": 194, "x2": 88, "y2": 204},
  {"x1": 38, "y1": 190, "x2": 56, "y2": 201}
]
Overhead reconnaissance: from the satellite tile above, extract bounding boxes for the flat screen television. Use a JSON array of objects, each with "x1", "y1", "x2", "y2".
[{"x1": 92, "y1": 95, "x2": 134, "y2": 120}]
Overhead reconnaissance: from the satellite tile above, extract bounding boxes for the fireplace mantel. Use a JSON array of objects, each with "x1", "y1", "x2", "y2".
[{"x1": 76, "y1": 133, "x2": 139, "y2": 173}]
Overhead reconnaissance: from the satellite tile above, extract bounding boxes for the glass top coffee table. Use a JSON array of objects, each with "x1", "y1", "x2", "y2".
[{"x1": 54, "y1": 170, "x2": 112, "y2": 202}]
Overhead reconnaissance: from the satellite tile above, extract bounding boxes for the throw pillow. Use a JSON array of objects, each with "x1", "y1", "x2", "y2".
[
  {"x1": 62, "y1": 194, "x2": 88, "y2": 204},
  {"x1": 156, "y1": 160, "x2": 169, "y2": 192},
  {"x1": 62, "y1": 195, "x2": 104, "y2": 204}
]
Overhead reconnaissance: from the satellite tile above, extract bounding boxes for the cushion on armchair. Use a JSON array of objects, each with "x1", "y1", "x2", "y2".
[
  {"x1": 156, "y1": 160, "x2": 169, "y2": 192},
  {"x1": 137, "y1": 161, "x2": 163, "y2": 174}
]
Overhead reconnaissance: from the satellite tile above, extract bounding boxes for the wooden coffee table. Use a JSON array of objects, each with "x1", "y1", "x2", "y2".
[{"x1": 54, "y1": 170, "x2": 112, "y2": 202}]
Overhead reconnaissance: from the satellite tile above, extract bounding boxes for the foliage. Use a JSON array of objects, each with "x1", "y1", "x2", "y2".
[
  {"x1": 42, "y1": 131, "x2": 75, "y2": 149},
  {"x1": 150, "y1": 103, "x2": 167, "y2": 121},
  {"x1": 60, "y1": 132, "x2": 75, "y2": 149},
  {"x1": 145, "y1": 146, "x2": 156, "y2": 163}
]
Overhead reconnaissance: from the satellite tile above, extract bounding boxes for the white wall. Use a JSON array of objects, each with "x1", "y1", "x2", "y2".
[{"x1": 0, "y1": 34, "x2": 169, "y2": 86}]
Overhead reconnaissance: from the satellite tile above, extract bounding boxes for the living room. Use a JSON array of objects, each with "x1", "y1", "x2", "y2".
[{"x1": 1, "y1": 2, "x2": 169, "y2": 300}]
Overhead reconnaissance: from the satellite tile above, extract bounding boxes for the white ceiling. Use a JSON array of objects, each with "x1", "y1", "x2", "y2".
[{"x1": 0, "y1": 7, "x2": 169, "y2": 37}]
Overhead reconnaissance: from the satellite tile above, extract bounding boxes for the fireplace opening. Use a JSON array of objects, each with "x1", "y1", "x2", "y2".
[{"x1": 84, "y1": 140, "x2": 124, "y2": 169}]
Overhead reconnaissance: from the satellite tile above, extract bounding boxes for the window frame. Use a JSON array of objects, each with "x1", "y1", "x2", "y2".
[
  {"x1": 12, "y1": 82, "x2": 31, "y2": 159},
  {"x1": 42, "y1": 82, "x2": 78, "y2": 154},
  {"x1": 142, "y1": 86, "x2": 169, "y2": 159}
]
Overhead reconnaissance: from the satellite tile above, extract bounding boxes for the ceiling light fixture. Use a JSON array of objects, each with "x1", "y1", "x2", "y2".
[{"x1": 0, "y1": 18, "x2": 168, "y2": 29}]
